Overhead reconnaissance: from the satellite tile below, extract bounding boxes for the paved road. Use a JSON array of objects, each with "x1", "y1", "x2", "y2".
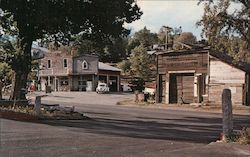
[
  {"x1": 30, "y1": 92, "x2": 133, "y2": 106},
  {"x1": 1, "y1": 92, "x2": 250, "y2": 157}
]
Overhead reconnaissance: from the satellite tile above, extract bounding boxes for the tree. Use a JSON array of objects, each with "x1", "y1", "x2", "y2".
[
  {"x1": 174, "y1": 32, "x2": 197, "y2": 44},
  {"x1": 197, "y1": 0, "x2": 250, "y2": 62},
  {"x1": 158, "y1": 26, "x2": 182, "y2": 45},
  {"x1": 0, "y1": 61, "x2": 12, "y2": 99},
  {"x1": 0, "y1": 0, "x2": 142, "y2": 100},
  {"x1": 101, "y1": 37, "x2": 128, "y2": 63},
  {"x1": 117, "y1": 59, "x2": 131, "y2": 75},
  {"x1": 129, "y1": 45, "x2": 153, "y2": 81},
  {"x1": 73, "y1": 38, "x2": 105, "y2": 56},
  {"x1": 0, "y1": 62, "x2": 11, "y2": 82},
  {"x1": 173, "y1": 32, "x2": 197, "y2": 50},
  {"x1": 74, "y1": 36, "x2": 128, "y2": 63},
  {"x1": 128, "y1": 27, "x2": 158, "y2": 53}
]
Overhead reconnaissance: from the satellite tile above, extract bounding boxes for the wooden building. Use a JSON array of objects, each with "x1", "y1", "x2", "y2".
[
  {"x1": 156, "y1": 48, "x2": 250, "y2": 106},
  {"x1": 39, "y1": 50, "x2": 121, "y2": 92}
]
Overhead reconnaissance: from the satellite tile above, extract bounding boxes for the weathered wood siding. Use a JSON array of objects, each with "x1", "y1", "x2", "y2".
[
  {"x1": 158, "y1": 52, "x2": 209, "y2": 74},
  {"x1": 158, "y1": 74, "x2": 166, "y2": 103},
  {"x1": 209, "y1": 57, "x2": 246, "y2": 105},
  {"x1": 169, "y1": 74, "x2": 194, "y2": 104},
  {"x1": 157, "y1": 51, "x2": 209, "y2": 103},
  {"x1": 181, "y1": 75, "x2": 194, "y2": 103}
]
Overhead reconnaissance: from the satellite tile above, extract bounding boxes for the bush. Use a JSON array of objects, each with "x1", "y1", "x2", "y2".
[
  {"x1": 224, "y1": 127, "x2": 250, "y2": 144},
  {"x1": 238, "y1": 127, "x2": 250, "y2": 144},
  {"x1": 129, "y1": 77, "x2": 145, "y2": 92}
]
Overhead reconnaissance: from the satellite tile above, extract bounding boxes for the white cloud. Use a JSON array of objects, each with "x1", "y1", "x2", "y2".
[
  {"x1": 125, "y1": 1, "x2": 205, "y2": 39},
  {"x1": 125, "y1": 1, "x2": 242, "y2": 40}
]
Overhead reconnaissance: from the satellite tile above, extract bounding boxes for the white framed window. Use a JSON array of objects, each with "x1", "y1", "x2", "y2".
[
  {"x1": 63, "y1": 58, "x2": 68, "y2": 68},
  {"x1": 47, "y1": 59, "x2": 52, "y2": 69},
  {"x1": 82, "y1": 60, "x2": 88, "y2": 70}
]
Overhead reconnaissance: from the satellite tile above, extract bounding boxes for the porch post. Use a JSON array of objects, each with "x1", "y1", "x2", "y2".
[
  {"x1": 54, "y1": 76, "x2": 57, "y2": 91},
  {"x1": 48, "y1": 76, "x2": 51, "y2": 86},
  {"x1": 117, "y1": 75, "x2": 120, "y2": 92},
  {"x1": 92, "y1": 75, "x2": 95, "y2": 91},
  {"x1": 107, "y1": 75, "x2": 110, "y2": 87}
]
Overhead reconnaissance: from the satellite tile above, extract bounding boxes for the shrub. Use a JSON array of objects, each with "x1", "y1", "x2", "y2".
[{"x1": 238, "y1": 127, "x2": 250, "y2": 144}]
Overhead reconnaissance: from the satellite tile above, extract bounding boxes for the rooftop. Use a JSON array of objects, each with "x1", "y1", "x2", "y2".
[{"x1": 98, "y1": 62, "x2": 121, "y2": 72}]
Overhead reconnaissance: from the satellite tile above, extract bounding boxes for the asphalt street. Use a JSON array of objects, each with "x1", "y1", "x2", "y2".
[{"x1": 1, "y1": 92, "x2": 250, "y2": 157}]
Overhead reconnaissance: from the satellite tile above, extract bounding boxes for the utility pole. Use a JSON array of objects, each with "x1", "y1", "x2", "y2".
[{"x1": 162, "y1": 26, "x2": 173, "y2": 50}]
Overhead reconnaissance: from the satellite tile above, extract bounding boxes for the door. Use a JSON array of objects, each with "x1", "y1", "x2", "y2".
[
  {"x1": 109, "y1": 76, "x2": 118, "y2": 92},
  {"x1": 158, "y1": 74, "x2": 166, "y2": 103},
  {"x1": 78, "y1": 76, "x2": 86, "y2": 91},
  {"x1": 169, "y1": 73, "x2": 194, "y2": 104},
  {"x1": 169, "y1": 74, "x2": 177, "y2": 103},
  {"x1": 181, "y1": 75, "x2": 194, "y2": 103},
  {"x1": 86, "y1": 81, "x2": 92, "y2": 92}
]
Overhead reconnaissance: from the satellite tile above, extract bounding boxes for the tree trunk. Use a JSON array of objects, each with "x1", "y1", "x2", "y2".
[
  {"x1": 9, "y1": 71, "x2": 29, "y2": 100},
  {"x1": 9, "y1": 38, "x2": 32, "y2": 101},
  {"x1": 0, "y1": 81, "x2": 3, "y2": 100}
]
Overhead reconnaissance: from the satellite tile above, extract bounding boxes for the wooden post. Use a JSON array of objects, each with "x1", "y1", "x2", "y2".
[
  {"x1": 135, "y1": 90, "x2": 139, "y2": 102},
  {"x1": 222, "y1": 89, "x2": 233, "y2": 141},
  {"x1": 34, "y1": 96, "x2": 41, "y2": 115},
  {"x1": 0, "y1": 80, "x2": 3, "y2": 100}
]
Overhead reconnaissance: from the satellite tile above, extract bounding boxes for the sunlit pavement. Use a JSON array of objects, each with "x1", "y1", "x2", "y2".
[{"x1": 1, "y1": 92, "x2": 250, "y2": 157}]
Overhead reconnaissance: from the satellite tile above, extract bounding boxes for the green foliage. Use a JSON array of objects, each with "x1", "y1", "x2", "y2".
[
  {"x1": 130, "y1": 45, "x2": 153, "y2": 81},
  {"x1": 173, "y1": 32, "x2": 197, "y2": 50},
  {"x1": 158, "y1": 26, "x2": 182, "y2": 46},
  {"x1": 238, "y1": 127, "x2": 250, "y2": 144},
  {"x1": 198, "y1": 0, "x2": 250, "y2": 63},
  {"x1": 0, "y1": 0, "x2": 142, "y2": 43},
  {"x1": 74, "y1": 36, "x2": 128, "y2": 63},
  {"x1": 174, "y1": 32, "x2": 197, "y2": 44},
  {"x1": 74, "y1": 39, "x2": 104, "y2": 55},
  {"x1": 129, "y1": 77, "x2": 145, "y2": 92},
  {"x1": 0, "y1": 36, "x2": 29, "y2": 72},
  {"x1": 101, "y1": 37, "x2": 128, "y2": 63},
  {"x1": 0, "y1": 61, "x2": 12, "y2": 84},
  {"x1": 116, "y1": 59, "x2": 131, "y2": 75},
  {"x1": 0, "y1": 0, "x2": 142, "y2": 99},
  {"x1": 224, "y1": 127, "x2": 250, "y2": 144},
  {"x1": 128, "y1": 27, "x2": 158, "y2": 52}
]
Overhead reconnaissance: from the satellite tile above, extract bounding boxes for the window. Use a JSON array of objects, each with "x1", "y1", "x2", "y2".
[
  {"x1": 46, "y1": 77, "x2": 53, "y2": 85},
  {"x1": 63, "y1": 59, "x2": 68, "y2": 68},
  {"x1": 60, "y1": 77, "x2": 69, "y2": 86},
  {"x1": 82, "y1": 60, "x2": 88, "y2": 70},
  {"x1": 47, "y1": 60, "x2": 52, "y2": 69}
]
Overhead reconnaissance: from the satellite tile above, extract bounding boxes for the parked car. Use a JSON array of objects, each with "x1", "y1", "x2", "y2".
[
  {"x1": 121, "y1": 84, "x2": 133, "y2": 92},
  {"x1": 96, "y1": 83, "x2": 109, "y2": 93}
]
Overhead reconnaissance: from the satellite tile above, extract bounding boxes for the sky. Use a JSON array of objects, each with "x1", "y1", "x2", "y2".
[
  {"x1": 125, "y1": 0, "x2": 206, "y2": 40},
  {"x1": 125, "y1": 0, "x2": 242, "y2": 40}
]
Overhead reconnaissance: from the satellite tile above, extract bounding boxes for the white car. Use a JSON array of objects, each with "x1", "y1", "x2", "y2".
[
  {"x1": 96, "y1": 83, "x2": 109, "y2": 93},
  {"x1": 121, "y1": 84, "x2": 133, "y2": 92}
]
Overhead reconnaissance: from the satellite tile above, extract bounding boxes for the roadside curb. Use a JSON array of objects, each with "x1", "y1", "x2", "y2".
[{"x1": 117, "y1": 99, "x2": 250, "y2": 115}]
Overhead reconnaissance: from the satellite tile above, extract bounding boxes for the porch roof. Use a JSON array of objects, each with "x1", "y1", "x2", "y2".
[{"x1": 98, "y1": 62, "x2": 121, "y2": 72}]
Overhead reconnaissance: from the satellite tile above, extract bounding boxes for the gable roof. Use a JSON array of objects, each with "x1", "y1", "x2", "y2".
[
  {"x1": 73, "y1": 54, "x2": 99, "y2": 59},
  {"x1": 209, "y1": 50, "x2": 250, "y2": 72},
  {"x1": 98, "y1": 62, "x2": 121, "y2": 72}
]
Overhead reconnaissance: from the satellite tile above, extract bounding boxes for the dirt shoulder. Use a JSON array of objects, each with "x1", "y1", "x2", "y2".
[{"x1": 117, "y1": 99, "x2": 250, "y2": 115}]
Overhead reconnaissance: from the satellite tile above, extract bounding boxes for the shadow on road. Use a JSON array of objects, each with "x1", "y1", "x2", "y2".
[{"x1": 39, "y1": 115, "x2": 249, "y2": 144}]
